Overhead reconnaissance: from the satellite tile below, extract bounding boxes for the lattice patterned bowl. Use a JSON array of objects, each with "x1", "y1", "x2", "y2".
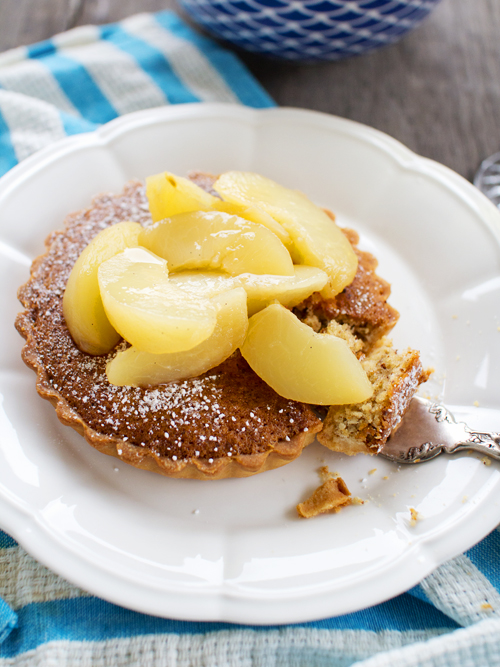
[{"x1": 178, "y1": 0, "x2": 442, "y2": 62}]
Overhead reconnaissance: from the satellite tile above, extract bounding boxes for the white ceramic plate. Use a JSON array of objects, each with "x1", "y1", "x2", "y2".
[{"x1": 1, "y1": 104, "x2": 499, "y2": 625}]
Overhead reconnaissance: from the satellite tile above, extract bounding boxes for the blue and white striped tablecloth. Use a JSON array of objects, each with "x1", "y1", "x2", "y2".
[{"x1": 0, "y1": 11, "x2": 273, "y2": 177}]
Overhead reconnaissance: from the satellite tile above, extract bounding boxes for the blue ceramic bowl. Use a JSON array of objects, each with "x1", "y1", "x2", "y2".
[{"x1": 178, "y1": 0, "x2": 442, "y2": 62}]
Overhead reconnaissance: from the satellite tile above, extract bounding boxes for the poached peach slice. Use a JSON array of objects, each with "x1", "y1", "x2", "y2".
[
  {"x1": 98, "y1": 247, "x2": 217, "y2": 354},
  {"x1": 139, "y1": 210, "x2": 294, "y2": 277},
  {"x1": 240, "y1": 266, "x2": 328, "y2": 315},
  {"x1": 146, "y1": 171, "x2": 219, "y2": 222},
  {"x1": 63, "y1": 221, "x2": 142, "y2": 355},
  {"x1": 213, "y1": 171, "x2": 358, "y2": 297},
  {"x1": 106, "y1": 288, "x2": 248, "y2": 386},
  {"x1": 169, "y1": 265, "x2": 328, "y2": 315},
  {"x1": 213, "y1": 200, "x2": 293, "y2": 251},
  {"x1": 240, "y1": 304, "x2": 373, "y2": 405}
]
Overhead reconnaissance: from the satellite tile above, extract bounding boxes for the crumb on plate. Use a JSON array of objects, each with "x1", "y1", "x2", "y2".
[
  {"x1": 409, "y1": 507, "x2": 419, "y2": 526},
  {"x1": 297, "y1": 467, "x2": 352, "y2": 518}
]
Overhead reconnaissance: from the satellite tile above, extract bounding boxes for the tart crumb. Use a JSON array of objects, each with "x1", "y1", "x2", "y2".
[
  {"x1": 297, "y1": 467, "x2": 352, "y2": 518},
  {"x1": 409, "y1": 507, "x2": 419, "y2": 526},
  {"x1": 318, "y1": 465, "x2": 336, "y2": 482}
]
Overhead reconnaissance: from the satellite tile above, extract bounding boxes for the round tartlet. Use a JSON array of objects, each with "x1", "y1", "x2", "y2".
[{"x1": 16, "y1": 181, "x2": 322, "y2": 480}]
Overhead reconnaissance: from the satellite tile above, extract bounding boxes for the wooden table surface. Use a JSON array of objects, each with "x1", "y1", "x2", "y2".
[{"x1": 0, "y1": 0, "x2": 499, "y2": 182}]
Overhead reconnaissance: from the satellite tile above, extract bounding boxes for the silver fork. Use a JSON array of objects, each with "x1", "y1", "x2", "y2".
[
  {"x1": 378, "y1": 397, "x2": 500, "y2": 464},
  {"x1": 382, "y1": 157, "x2": 500, "y2": 465}
]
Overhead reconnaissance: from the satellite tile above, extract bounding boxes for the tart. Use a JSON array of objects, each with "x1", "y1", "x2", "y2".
[
  {"x1": 16, "y1": 172, "x2": 428, "y2": 480},
  {"x1": 16, "y1": 180, "x2": 322, "y2": 480}
]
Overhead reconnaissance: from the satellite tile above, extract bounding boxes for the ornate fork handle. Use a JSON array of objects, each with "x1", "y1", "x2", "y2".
[
  {"x1": 444, "y1": 429, "x2": 500, "y2": 460},
  {"x1": 430, "y1": 403, "x2": 500, "y2": 460},
  {"x1": 380, "y1": 398, "x2": 500, "y2": 463}
]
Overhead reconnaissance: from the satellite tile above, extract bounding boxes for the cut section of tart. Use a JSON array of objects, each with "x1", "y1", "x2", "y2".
[{"x1": 318, "y1": 334, "x2": 432, "y2": 456}]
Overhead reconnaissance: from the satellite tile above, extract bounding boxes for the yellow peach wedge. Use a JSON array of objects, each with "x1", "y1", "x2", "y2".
[
  {"x1": 106, "y1": 288, "x2": 248, "y2": 387},
  {"x1": 98, "y1": 247, "x2": 217, "y2": 354},
  {"x1": 240, "y1": 265, "x2": 328, "y2": 315},
  {"x1": 139, "y1": 210, "x2": 294, "y2": 276},
  {"x1": 168, "y1": 270, "x2": 235, "y2": 298},
  {"x1": 169, "y1": 265, "x2": 328, "y2": 316},
  {"x1": 213, "y1": 171, "x2": 358, "y2": 297},
  {"x1": 146, "y1": 171, "x2": 219, "y2": 222},
  {"x1": 63, "y1": 221, "x2": 142, "y2": 355},
  {"x1": 240, "y1": 304, "x2": 373, "y2": 405},
  {"x1": 213, "y1": 200, "x2": 293, "y2": 251}
]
